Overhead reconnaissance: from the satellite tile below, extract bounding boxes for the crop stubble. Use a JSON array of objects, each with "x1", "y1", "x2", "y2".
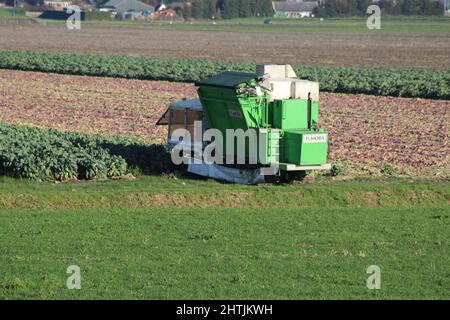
[
  {"x1": 0, "y1": 70, "x2": 448, "y2": 177},
  {"x1": 0, "y1": 24, "x2": 449, "y2": 69}
]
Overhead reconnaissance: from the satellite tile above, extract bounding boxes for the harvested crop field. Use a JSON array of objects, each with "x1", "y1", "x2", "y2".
[
  {"x1": 0, "y1": 24, "x2": 449, "y2": 69},
  {"x1": 1, "y1": 69, "x2": 448, "y2": 177}
]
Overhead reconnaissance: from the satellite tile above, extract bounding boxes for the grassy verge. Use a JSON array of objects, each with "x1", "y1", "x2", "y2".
[
  {"x1": 0, "y1": 177, "x2": 449, "y2": 299},
  {"x1": 0, "y1": 176, "x2": 448, "y2": 210}
]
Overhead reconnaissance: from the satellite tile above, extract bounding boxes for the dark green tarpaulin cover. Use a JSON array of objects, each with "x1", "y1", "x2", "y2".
[{"x1": 196, "y1": 72, "x2": 258, "y2": 89}]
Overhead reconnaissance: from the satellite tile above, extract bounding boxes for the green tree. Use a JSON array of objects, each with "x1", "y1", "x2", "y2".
[
  {"x1": 221, "y1": 0, "x2": 239, "y2": 19},
  {"x1": 237, "y1": 0, "x2": 251, "y2": 17},
  {"x1": 182, "y1": 1, "x2": 193, "y2": 19},
  {"x1": 401, "y1": 0, "x2": 419, "y2": 15},
  {"x1": 253, "y1": 0, "x2": 274, "y2": 17},
  {"x1": 417, "y1": 0, "x2": 443, "y2": 15},
  {"x1": 192, "y1": 0, "x2": 205, "y2": 19},
  {"x1": 346, "y1": 0, "x2": 358, "y2": 16},
  {"x1": 259, "y1": 0, "x2": 274, "y2": 17},
  {"x1": 356, "y1": 0, "x2": 370, "y2": 14},
  {"x1": 380, "y1": 0, "x2": 403, "y2": 14},
  {"x1": 204, "y1": 0, "x2": 218, "y2": 18},
  {"x1": 325, "y1": 0, "x2": 340, "y2": 17}
]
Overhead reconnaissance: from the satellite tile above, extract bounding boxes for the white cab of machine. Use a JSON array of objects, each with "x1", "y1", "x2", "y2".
[{"x1": 256, "y1": 64, "x2": 319, "y2": 102}]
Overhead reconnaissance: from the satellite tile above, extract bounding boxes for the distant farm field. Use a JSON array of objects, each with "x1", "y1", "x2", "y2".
[
  {"x1": 0, "y1": 20, "x2": 449, "y2": 69},
  {"x1": 0, "y1": 69, "x2": 448, "y2": 178},
  {"x1": 0, "y1": 17, "x2": 449, "y2": 300}
]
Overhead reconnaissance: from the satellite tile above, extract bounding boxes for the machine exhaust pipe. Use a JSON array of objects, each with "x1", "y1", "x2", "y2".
[{"x1": 307, "y1": 92, "x2": 312, "y2": 129}]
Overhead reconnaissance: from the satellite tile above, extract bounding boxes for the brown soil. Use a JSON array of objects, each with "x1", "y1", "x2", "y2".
[
  {"x1": 0, "y1": 69, "x2": 448, "y2": 177},
  {"x1": 0, "y1": 24, "x2": 449, "y2": 69}
]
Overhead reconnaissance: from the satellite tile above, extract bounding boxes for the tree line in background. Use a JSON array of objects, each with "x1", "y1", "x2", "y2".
[
  {"x1": 0, "y1": 0, "x2": 273, "y2": 19},
  {"x1": 1, "y1": 0, "x2": 444, "y2": 17},
  {"x1": 314, "y1": 0, "x2": 444, "y2": 17},
  {"x1": 176, "y1": 0, "x2": 274, "y2": 19}
]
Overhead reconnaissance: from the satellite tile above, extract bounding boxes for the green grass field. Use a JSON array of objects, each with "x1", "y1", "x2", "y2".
[
  {"x1": 0, "y1": 7, "x2": 26, "y2": 17},
  {"x1": 1, "y1": 176, "x2": 448, "y2": 299},
  {"x1": 37, "y1": 16, "x2": 450, "y2": 33},
  {"x1": 2, "y1": 8, "x2": 448, "y2": 33}
]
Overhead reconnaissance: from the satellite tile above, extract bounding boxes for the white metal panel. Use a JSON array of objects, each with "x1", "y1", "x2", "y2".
[
  {"x1": 291, "y1": 79, "x2": 319, "y2": 102},
  {"x1": 256, "y1": 64, "x2": 297, "y2": 78},
  {"x1": 268, "y1": 78, "x2": 292, "y2": 101}
]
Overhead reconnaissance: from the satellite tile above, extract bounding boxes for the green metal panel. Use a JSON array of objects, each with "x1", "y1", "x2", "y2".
[
  {"x1": 194, "y1": 71, "x2": 328, "y2": 171},
  {"x1": 204, "y1": 127, "x2": 280, "y2": 166},
  {"x1": 258, "y1": 129, "x2": 281, "y2": 165},
  {"x1": 283, "y1": 130, "x2": 328, "y2": 165},
  {"x1": 197, "y1": 86, "x2": 271, "y2": 131},
  {"x1": 197, "y1": 86, "x2": 248, "y2": 132},
  {"x1": 196, "y1": 77, "x2": 272, "y2": 164},
  {"x1": 273, "y1": 99, "x2": 319, "y2": 130}
]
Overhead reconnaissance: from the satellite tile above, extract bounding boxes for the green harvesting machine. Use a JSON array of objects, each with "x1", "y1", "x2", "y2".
[{"x1": 157, "y1": 64, "x2": 331, "y2": 184}]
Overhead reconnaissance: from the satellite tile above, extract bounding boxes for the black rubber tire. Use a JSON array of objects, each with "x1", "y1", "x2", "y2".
[{"x1": 280, "y1": 171, "x2": 315, "y2": 184}]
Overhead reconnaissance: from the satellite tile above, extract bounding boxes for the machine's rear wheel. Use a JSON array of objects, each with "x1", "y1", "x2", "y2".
[{"x1": 280, "y1": 171, "x2": 315, "y2": 184}]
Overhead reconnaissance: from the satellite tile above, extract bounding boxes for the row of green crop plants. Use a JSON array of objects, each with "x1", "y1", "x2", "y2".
[
  {"x1": 1, "y1": 51, "x2": 448, "y2": 100},
  {"x1": 0, "y1": 123, "x2": 174, "y2": 181}
]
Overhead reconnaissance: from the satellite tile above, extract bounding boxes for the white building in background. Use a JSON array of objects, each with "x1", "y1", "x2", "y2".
[
  {"x1": 44, "y1": 1, "x2": 73, "y2": 11},
  {"x1": 443, "y1": 0, "x2": 450, "y2": 16},
  {"x1": 272, "y1": 1, "x2": 318, "y2": 18}
]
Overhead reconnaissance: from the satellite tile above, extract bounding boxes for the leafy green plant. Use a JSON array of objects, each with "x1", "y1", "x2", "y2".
[
  {"x1": 327, "y1": 164, "x2": 344, "y2": 177},
  {"x1": 0, "y1": 123, "x2": 176, "y2": 181},
  {"x1": 0, "y1": 50, "x2": 448, "y2": 99},
  {"x1": 381, "y1": 164, "x2": 396, "y2": 176}
]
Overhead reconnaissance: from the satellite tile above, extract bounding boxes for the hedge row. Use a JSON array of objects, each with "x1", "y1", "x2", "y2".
[{"x1": 0, "y1": 50, "x2": 448, "y2": 99}]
